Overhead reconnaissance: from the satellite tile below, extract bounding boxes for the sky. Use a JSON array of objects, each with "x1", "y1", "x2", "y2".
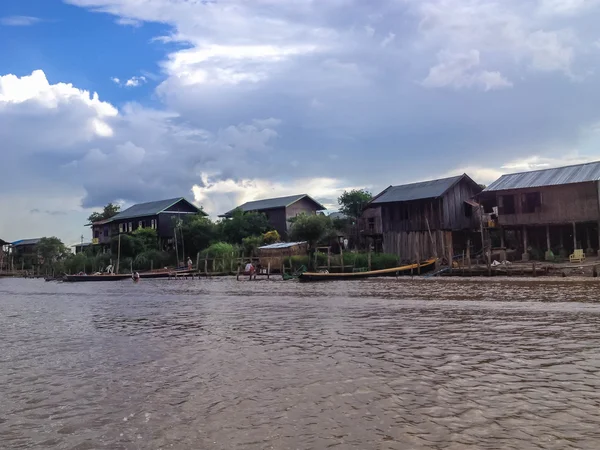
[{"x1": 2, "y1": 0, "x2": 600, "y2": 246}]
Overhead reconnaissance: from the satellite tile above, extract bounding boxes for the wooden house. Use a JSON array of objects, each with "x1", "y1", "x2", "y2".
[
  {"x1": 478, "y1": 161, "x2": 600, "y2": 260},
  {"x1": 364, "y1": 174, "x2": 483, "y2": 262},
  {"x1": 89, "y1": 197, "x2": 204, "y2": 251},
  {"x1": 220, "y1": 194, "x2": 326, "y2": 238}
]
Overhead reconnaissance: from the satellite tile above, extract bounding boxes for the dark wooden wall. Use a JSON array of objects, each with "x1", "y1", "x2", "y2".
[
  {"x1": 262, "y1": 207, "x2": 288, "y2": 238},
  {"x1": 285, "y1": 198, "x2": 321, "y2": 221},
  {"x1": 380, "y1": 178, "x2": 480, "y2": 233},
  {"x1": 442, "y1": 179, "x2": 481, "y2": 230},
  {"x1": 494, "y1": 182, "x2": 600, "y2": 226}
]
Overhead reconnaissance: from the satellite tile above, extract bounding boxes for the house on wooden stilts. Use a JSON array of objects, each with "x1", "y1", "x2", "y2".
[
  {"x1": 478, "y1": 161, "x2": 600, "y2": 261},
  {"x1": 364, "y1": 174, "x2": 483, "y2": 263}
]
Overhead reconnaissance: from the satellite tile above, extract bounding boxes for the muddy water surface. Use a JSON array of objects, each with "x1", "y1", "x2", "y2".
[{"x1": 2, "y1": 277, "x2": 600, "y2": 449}]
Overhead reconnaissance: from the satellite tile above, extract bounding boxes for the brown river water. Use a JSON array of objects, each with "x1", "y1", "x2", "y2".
[{"x1": 2, "y1": 277, "x2": 600, "y2": 450}]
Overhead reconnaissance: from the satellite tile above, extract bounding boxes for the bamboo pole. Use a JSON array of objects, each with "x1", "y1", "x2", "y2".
[
  {"x1": 204, "y1": 253, "x2": 208, "y2": 276},
  {"x1": 116, "y1": 233, "x2": 121, "y2": 274},
  {"x1": 173, "y1": 227, "x2": 179, "y2": 268}
]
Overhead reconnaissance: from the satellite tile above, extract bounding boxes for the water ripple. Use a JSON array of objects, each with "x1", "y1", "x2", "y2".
[{"x1": 2, "y1": 277, "x2": 600, "y2": 449}]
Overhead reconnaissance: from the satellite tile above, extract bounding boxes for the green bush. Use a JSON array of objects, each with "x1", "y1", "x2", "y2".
[{"x1": 201, "y1": 242, "x2": 238, "y2": 272}]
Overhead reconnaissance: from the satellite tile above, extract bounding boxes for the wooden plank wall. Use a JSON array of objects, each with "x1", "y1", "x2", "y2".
[
  {"x1": 496, "y1": 183, "x2": 600, "y2": 226},
  {"x1": 442, "y1": 178, "x2": 482, "y2": 230},
  {"x1": 382, "y1": 230, "x2": 453, "y2": 262}
]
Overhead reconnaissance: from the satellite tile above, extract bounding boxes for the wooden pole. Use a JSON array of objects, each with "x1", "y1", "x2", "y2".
[
  {"x1": 267, "y1": 262, "x2": 270, "y2": 280},
  {"x1": 327, "y1": 249, "x2": 331, "y2": 271},
  {"x1": 116, "y1": 233, "x2": 121, "y2": 274},
  {"x1": 467, "y1": 238, "x2": 472, "y2": 274},
  {"x1": 196, "y1": 252, "x2": 200, "y2": 273},
  {"x1": 573, "y1": 222, "x2": 577, "y2": 250},
  {"x1": 204, "y1": 253, "x2": 208, "y2": 276},
  {"x1": 546, "y1": 225, "x2": 551, "y2": 251},
  {"x1": 173, "y1": 228, "x2": 179, "y2": 268},
  {"x1": 368, "y1": 242, "x2": 372, "y2": 271},
  {"x1": 340, "y1": 246, "x2": 344, "y2": 273},
  {"x1": 236, "y1": 265, "x2": 240, "y2": 281}
]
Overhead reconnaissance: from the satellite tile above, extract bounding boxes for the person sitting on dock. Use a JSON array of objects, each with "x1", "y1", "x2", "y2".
[
  {"x1": 187, "y1": 257, "x2": 193, "y2": 271},
  {"x1": 244, "y1": 261, "x2": 255, "y2": 276}
]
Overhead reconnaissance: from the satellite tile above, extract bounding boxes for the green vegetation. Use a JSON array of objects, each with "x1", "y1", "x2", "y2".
[
  {"x1": 289, "y1": 213, "x2": 334, "y2": 247},
  {"x1": 286, "y1": 252, "x2": 399, "y2": 272},
  {"x1": 218, "y1": 209, "x2": 272, "y2": 244},
  {"x1": 87, "y1": 202, "x2": 120, "y2": 224},
  {"x1": 337, "y1": 189, "x2": 372, "y2": 220}
]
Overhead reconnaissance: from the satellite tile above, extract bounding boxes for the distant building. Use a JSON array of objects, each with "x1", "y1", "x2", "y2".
[
  {"x1": 11, "y1": 238, "x2": 42, "y2": 256},
  {"x1": 72, "y1": 242, "x2": 94, "y2": 254},
  {"x1": 10, "y1": 238, "x2": 42, "y2": 270},
  {"x1": 365, "y1": 174, "x2": 483, "y2": 262},
  {"x1": 89, "y1": 197, "x2": 204, "y2": 251},
  {"x1": 220, "y1": 194, "x2": 326, "y2": 239},
  {"x1": 479, "y1": 161, "x2": 600, "y2": 260}
]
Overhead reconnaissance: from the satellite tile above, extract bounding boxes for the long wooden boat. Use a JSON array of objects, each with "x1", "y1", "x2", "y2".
[
  {"x1": 63, "y1": 269, "x2": 195, "y2": 282},
  {"x1": 63, "y1": 273, "x2": 132, "y2": 282},
  {"x1": 298, "y1": 259, "x2": 437, "y2": 282}
]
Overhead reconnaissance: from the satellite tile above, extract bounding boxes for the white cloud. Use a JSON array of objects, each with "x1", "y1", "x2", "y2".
[
  {"x1": 422, "y1": 50, "x2": 513, "y2": 91},
  {"x1": 115, "y1": 17, "x2": 142, "y2": 27},
  {"x1": 0, "y1": 16, "x2": 41, "y2": 26},
  {"x1": 192, "y1": 175, "x2": 361, "y2": 216},
  {"x1": 0, "y1": 70, "x2": 118, "y2": 139},
  {"x1": 125, "y1": 76, "x2": 147, "y2": 87},
  {"x1": 111, "y1": 76, "x2": 147, "y2": 87},
  {"x1": 380, "y1": 32, "x2": 396, "y2": 48},
  {"x1": 537, "y1": 0, "x2": 600, "y2": 16}
]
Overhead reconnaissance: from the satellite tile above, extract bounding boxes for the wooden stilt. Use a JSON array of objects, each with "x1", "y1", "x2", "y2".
[
  {"x1": 573, "y1": 222, "x2": 577, "y2": 250},
  {"x1": 546, "y1": 225, "x2": 551, "y2": 251}
]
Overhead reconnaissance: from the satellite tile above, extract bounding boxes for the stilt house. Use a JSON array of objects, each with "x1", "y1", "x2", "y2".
[
  {"x1": 479, "y1": 161, "x2": 600, "y2": 260},
  {"x1": 365, "y1": 174, "x2": 483, "y2": 262}
]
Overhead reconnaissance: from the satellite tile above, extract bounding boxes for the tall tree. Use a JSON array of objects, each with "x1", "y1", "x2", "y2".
[
  {"x1": 218, "y1": 209, "x2": 272, "y2": 244},
  {"x1": 338, "y1": 189, "x2": 373, "y2": 220},
  {"x1": 36, "y1": 237, "x2": 69, "y2": 271},
  {"x1": 289, "y1": 213, "x2": 333, "y2": 248},
  {"x1": 180, "y1": 214, "x2": 219, "y2": 257},
  {"x1": 88, "y1": 202, "x2": 121, "y2": 223}
]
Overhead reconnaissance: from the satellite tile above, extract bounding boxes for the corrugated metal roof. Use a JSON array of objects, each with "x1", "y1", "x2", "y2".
[
  {"x1": 371, "y1": 175, "x2": 464, "y2": 204},
  {"x1": 221, "y1": 194, "x2": 325, "y2": 217},
  {"x1": 110, "y1": 197, "x2": 200, "y2": 221},
  {"x1": 259, "y1": 241, "x2": 307, "y2": 249},
  {"x1": 485, "y1": 161, "x2": 600, "y2": 192},
  {"x1": 12, "y1": 238, "x2": 42, "y2": 246}
]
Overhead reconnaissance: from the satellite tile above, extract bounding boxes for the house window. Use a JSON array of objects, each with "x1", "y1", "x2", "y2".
[
  {"x1": 522, "y1": 192, "x2": 541, "y2": 214},
  {"x1": 128, "y1": 222, "x2": 132, "y2": 232},
  {"x1": 94, "y1": 229, "x2": 100, "y2": 238},
  {"x1": 499, "y1": 195, "x2": 515, "y2": 214},
  {"x1": 119, "y1": 223, "x2": 124, "y2": 233},
  {"x1": 151, "y1": 219, "x2": 157, "y2": 229},
  {"x1": 368, "y1": 218, "x2": 375, "y2": 232},
  {"x1": 139, "y1": 221, "x2": 143, "y2": 229},
  {"x1": 104, "y1": 227, "x2": 109, "y2": 237}
]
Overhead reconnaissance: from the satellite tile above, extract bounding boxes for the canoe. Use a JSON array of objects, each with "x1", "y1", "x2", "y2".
[
  {"x1": 298, "y1": 259, "x2": 437, "y2": 282},
  {"x1": 63, "y1": 274, "x2": 132, "y2": 282},
  {"x1": 63, "y1": 269, "x2": 195, "y2": 282}
]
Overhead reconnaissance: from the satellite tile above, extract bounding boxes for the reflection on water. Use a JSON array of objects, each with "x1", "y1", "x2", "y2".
[{"x1": 2, "y1": 277, "x2": 600, "y2": 449}]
